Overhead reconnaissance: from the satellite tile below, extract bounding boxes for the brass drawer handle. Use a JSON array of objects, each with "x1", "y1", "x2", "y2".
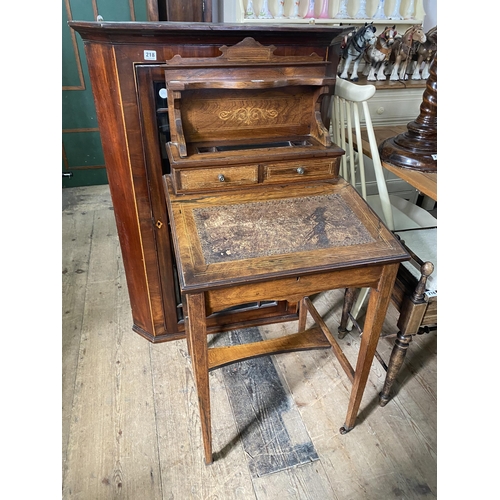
[
  {"x1": 218, "y1": 174, "x2": 225, "y2": 182},
  {"x1": 296, "y1": 167, "x2": 305, "y2": 175}
]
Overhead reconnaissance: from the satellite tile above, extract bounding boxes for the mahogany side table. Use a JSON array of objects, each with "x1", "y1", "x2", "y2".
[{"x1": 163, "y1": 175, "x2": 409, "y2": 464}]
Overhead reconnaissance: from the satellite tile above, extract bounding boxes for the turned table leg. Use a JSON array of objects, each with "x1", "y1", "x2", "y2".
[
  {"x1": 378, "y1": 261, "x2": 434, "y2": 406},
  {"x1": 379, "y1": 331, "x2": 412, "y2": 407},
  {"x1": 338, "y1": 287, "x2": 358, "y2": 339},
  {"x1": 340, "y1": 264, "x2": 399, "y2": 434}
]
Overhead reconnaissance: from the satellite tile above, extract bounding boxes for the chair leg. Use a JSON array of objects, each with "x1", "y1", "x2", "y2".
[
  {"x1": 347, "y1": 287, "x2": 370, "y2": 331},
  {"x1": 378, "y1": 331, "x2": 412, "y2": 407},
  {"x1": 338, "y1": 287, "x2": 358, "y2": 339},
  {"x1": 185, "y1": 292, "x2": 213, "y2": 465},
  {"x1": 378, "y1": 262, "x2": 434, "y2": 406}
]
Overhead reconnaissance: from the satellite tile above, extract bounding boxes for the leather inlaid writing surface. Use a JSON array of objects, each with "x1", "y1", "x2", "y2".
[
  {"x1": 193, "y1": 194, "x2": 375, "y2": 265},
  {"x1": 163, "y1": 176, "x2": 409, "y2": 291}
]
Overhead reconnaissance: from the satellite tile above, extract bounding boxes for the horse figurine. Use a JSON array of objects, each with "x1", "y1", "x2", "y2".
[
  {"x1": 362, "y1": 25, "x2": 398, "y2": 81},
  {"x1": 337, "y1": 23, "x2": 377, "y2": 82},
  {"x1": 410, "y1": 26, "x2": 437, "y2": 80},
  {"x1": 388, "y1": 25, "x2": 426, "y2": 81}
]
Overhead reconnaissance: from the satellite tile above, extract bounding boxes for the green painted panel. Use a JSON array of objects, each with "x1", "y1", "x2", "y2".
[
  {"x1": 63, "y1": 169, "x2": 108, "y2": 188},
  {"x1": 63, "y1": 0, "x2": 150, "y2": 187},
  {"x1": 68, "y1": 0, "x2": 95, "y2": 21},
  {"x1": 63, "y1": 131, "x2": 105, "y2": 168},
  {"x1": 62, "y1": 91, "x2": 99, "y2": 130},
  {"x1": 96, "y1": 0, "x2": 134, "y2": 22},
  {"x1": 133, "y1": 0, "x2": 149, "y2": 20},
  {"x1": 62, "y1": 5, "x2": 83, "y2": 87}
]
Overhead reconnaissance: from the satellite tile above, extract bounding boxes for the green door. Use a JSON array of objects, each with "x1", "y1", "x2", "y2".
[{"x1": 62, "y1": 0, "x2": 149, "y2": 188}]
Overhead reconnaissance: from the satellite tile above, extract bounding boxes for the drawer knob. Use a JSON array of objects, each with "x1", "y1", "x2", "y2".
[
  {"x1": 296, "y1": 167, "x2": 305, "y2": 175},
  {"x1": 218, "y1": 174, "x2": 225, "y2": 182}
]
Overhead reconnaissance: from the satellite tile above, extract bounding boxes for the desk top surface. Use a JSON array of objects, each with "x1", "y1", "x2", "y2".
[
  {"x1": 361, "y1": 126, "x2": 437, "y2": 202},
  {"x1": 163, "y1": 176, "x2": 409, "y2": 292}
]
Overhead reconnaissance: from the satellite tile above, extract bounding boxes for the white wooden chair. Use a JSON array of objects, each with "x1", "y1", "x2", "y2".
[
  {"x1": 331, "y1": 78, "x2": 437, "y2": 404},
  {"x1": 331, "y1": 78, "x2": 437, "y2": 232}
]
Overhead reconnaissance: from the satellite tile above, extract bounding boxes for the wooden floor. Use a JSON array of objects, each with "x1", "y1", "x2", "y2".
[{"x1": 62, "y1": 185, "x2": 437, "y2": 499}]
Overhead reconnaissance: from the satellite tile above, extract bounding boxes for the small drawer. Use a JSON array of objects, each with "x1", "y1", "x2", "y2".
[
  {"x1": 263, "y1": 158, "x2": 338, "y2": 183},
  {"x1": 175, "y1": 165, "x2": 259, "y2": 192}
]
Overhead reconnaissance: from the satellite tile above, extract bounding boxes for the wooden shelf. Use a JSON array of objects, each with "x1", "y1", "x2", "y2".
[
  {"x1": 233, "y1": 0, "x2": 426, "y2": 26},
  {"x1": 239, "y1": 17, "x2": 423, "y2": 25},
  {"x1": 352, "y1": 75, "x2": 427, "y2": 90}
]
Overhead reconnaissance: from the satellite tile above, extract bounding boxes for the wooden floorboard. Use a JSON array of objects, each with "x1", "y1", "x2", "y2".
[{"x1": 62, "y1": 185, "x2": 437, "y2": 499}]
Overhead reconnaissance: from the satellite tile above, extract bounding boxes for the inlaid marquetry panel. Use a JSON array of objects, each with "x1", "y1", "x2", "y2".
[{"x1": 179, "y1": 88, "x2": 313, "y2": 143}]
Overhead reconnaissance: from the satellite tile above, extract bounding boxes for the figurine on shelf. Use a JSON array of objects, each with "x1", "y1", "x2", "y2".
[
  {"x1": 404, "y1": 0, "x2": 415, "y2": 19},
  {"x1": 372, "y1": 0, "x2": 387, "y2": 20},
  {"x1": 276, "y1": 0, "x2": 287, "y2": 18},
  {"x1": 245, "y1": 0, "x2": 257, "y2": 19},
  {"x1": 258, "y1": 0, "x2": 274, "y2": 18},
  {"x1": 388, "y1": 0, "x2": 403, "y2": 20},
  {"x1": 334, "y1": 0, "x2": 351, "y2": 19},
  {"x1": 304, "y1": 0, "x2": 316, "y2": 18},
  {"x1": 388, "y1": 25, "x2": 426, "y2": 80},
  {"x1": 290, "y1": 0, "x2": 301, "y2": 18},
  {"x1": 362, "y1": 25, "x2": 397, "y2": 81},
  {"x1": 337, "y1": 23, "x2": 377, "y2": 81},
  {"x1": 355, "y1": 0, "x2": 369, "y2": 19},
  {"x1": 410, "y1": 26, "x2": 437, "y2": 80},
  {"x1": 319, "y1": 0, "x2": 330, "y2": 18}
]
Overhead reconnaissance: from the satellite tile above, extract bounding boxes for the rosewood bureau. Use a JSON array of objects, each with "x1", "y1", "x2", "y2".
[
  {"x1": 68, "y1": 21, "x2": 350, "y2": 344},
  {"x1": 160, "y1": 39, "x2": 410, "y2": 464},
  {"x1": 69, "y1": 22, "x2": 410, "y2": 464}
]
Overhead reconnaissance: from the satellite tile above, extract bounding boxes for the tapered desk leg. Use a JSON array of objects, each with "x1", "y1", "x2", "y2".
[
  {"x1": 182, "y1": 296, "x2": 193, "y2": 358},
  {"x1": 340, "y1": 264, "x2": 399, "y2": 434},
  {"x1": 185, "y1": 292, "x2": 213, "y2": 465},
  {"x1": 298, "y1": 297, "x2": 308, "y2": 332}
]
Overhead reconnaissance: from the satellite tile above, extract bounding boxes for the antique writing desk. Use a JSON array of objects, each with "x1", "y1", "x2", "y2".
[{"x1": 161, "y1": 39, "x2": 410, "y2": 464}]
